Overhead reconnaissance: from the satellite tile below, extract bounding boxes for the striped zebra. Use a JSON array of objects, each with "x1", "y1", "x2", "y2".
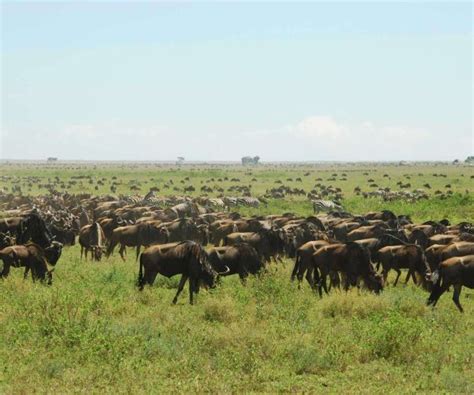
[{"x1": 312, "y1": 199, "x2": 343, "y2": 213}]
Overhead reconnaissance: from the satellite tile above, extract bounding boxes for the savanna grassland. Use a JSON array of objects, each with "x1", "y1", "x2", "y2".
[{"x1": 0, "y1": 162, "x2": 473, "y2": 393}]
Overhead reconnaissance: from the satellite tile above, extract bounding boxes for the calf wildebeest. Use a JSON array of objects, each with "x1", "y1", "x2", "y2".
[
  {"x1": 137, "y1": 241, "x2": 218, "y2": 304},
  {"x1": 427, "y1": 255, "x2": 474, "y2": 312},
  {"x1": 312, "y1": 242, "x2": 383, "y2": 297},
  {"x1": 79, "y1": 222, "x2": 106, "y2": 261},
  {"x1": 207, "y1": 243, "x2": 262, "y2": 283},
  {"x1": 0, "y1": 241, "x2": 63, "y2": 284}
]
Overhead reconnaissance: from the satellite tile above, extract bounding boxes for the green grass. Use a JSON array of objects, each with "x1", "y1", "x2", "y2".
[
  {"x1": 1, "y1": 247, "x2": 473, "y2": 393},
  {"x1": 0, "y1": 162, "x2": 473, "y2": 392},
  {"x1": 1, "y1": 162, "x2": 473, "y2": 222}
]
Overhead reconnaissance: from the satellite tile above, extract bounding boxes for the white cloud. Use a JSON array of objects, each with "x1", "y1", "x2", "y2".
[
  {"x1": 1, "y1": 115, "x2": 470, "y2": 161},
  {"x1": 293, "y1": 115, "x2": 345, "y2": 139}
]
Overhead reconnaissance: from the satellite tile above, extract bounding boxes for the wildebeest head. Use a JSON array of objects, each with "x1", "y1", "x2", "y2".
[
  {"x1": 17, "y1": 213, "x2": 52, "y2": 248},
  {"x1": 186, "y1": 242, "x2": 217, "y2": 289},
  {"x1": 366, "y1": 273, "x2": 384, "y2": 294},
  {"x1": 197, "y1": 224, "x2": 209, "y2": 246},
  {"x1": 0, "y1": 232, "x2": 14, "y2": 249},
  {"x1": 44, "y1": 241, "x2": 63, "y2": 266}
]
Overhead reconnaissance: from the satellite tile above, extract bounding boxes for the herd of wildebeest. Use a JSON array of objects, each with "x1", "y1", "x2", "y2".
[{"x1": 0, "y1": 189, "x2": 473, "y2": 311}]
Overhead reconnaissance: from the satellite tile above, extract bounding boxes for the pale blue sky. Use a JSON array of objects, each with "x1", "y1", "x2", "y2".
[{"x1": 2, "y1": 2, "x2": 472, "y2": 161}]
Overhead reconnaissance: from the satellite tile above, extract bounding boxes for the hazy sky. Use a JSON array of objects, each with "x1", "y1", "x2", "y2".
[{"x1": 2, "y1": 2, "x2": 472, "y2": 161}]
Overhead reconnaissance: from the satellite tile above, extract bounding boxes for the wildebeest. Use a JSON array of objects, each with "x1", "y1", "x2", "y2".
[
  {"x1": 107, "y1": 223, "x2": 169, "y2": 260},
  {"x1": 425, "y1": 242, "x2": 474, "y2": 272},
  {"x1": 137, "y1": 241, "x2": 218, "y2": 304},
  {"x1": 79, "y1": 222, "x2": 106, "y2": 261},
  {"x1": 291, "y1": 240, "x2": 330, "y2": 287},
  {"x1": 207, "y1": 243, "x2": 263, "y2": 283},
  {"x1": 376, "y1": 243, "x2": 430, "y2": 286},
  {"x1": 49, "y1": 223, "x2": 76, "y2": 246},
  {"x1": 427, "y1": 255, "x2": 474, "y2": 312},
  {"x1": 224, "y1": 228, "x2": 285, "y2": 263},
  {"x1": 0, "y1": 241, "x2": 63, "y2": 284},
  {"x1": 312, "y1": 242, "x2": 383, "y2": 297},
  {"x1": 16, "y1": 212, "x2": 53, "y2": 248}
]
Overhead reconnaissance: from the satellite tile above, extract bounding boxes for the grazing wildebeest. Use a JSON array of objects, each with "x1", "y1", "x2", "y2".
[
  {"x1": 312, "y1": 242, "x2": 383, "y2": 297},
  {"x1": 137, "y1": 241, "x2": 218, "y2": 304},
  {"x1": 207, "y1": 243, "x2": 263, "y2": 283},
  {"x1": 427, "y1": 255, "x2": 474, "y2": 312},
  {"x1": 0, "y1": 241, "x2": 63, "y2": 284},
  {"x1": 79, "y1": 222, "x2": 106, "y2": 261}
]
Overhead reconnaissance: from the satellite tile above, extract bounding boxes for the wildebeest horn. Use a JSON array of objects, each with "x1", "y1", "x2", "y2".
[{"x1": 218, "y1": 265, "x2": 231, "y2": 275}]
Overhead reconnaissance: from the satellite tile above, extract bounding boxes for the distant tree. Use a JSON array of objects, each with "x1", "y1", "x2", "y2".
[
  {"x1": 452, "y1": 159, "x2": 460, "y2": 165},
  {"x1": 177, "y1": 157, "x2": 185, "y2": 165},
  {"x1": 465, "y1": 156, "x2": 474, "y2": 164},
  {"x1": 241, "y1": 156, "x2": 260, "y2": 165}
]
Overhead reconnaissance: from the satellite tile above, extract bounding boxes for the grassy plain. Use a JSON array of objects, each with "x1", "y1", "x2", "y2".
[
  {"x1": 0, "y1": 162, "x2": 473, "y2": 393},
  {"x1": 1, "y1": 162, "x2": 473, "y2": 222}
]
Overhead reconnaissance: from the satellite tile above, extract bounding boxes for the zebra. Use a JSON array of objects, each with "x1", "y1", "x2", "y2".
[
  {"x1": 312, "y1": 199, "x2": 343, "y2": 213},
  {"x1": 237, "y1": 197, "x2": 260, "y2": 208}
]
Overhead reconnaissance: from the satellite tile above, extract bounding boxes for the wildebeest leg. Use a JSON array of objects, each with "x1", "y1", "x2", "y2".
[
  {"x1": 172, "y1": 274, "x2": 188, "y2": 304},
  {"x1": 189, "y1": 277, "x2": 199, "y2": 305},
  {"x1": 305, "y1": 267, "x2": 314, "y2": 289},
  {"x1": 393, "y1": 268, "x2": 401, "y2": 286},
  {"x1": 23, "y1": 266, "x2": 30, "y2": 279},
  {"x1": 452, "y1": 284, "x2": 464, "y2": 313},
  {"x1": 135, "y1": 245, "x2": 141, "y2": 261},
  {"x1": 239, "y1": 271, "x2": 249, "y2": 285},
  {"x1": 318, "y1": 270, "x2": 329, "y2": 296},
  {"x1": 291, "y1": 256, "x2": 299, "y2": 282},
  {"x1": 330, "y1": 272, "x2": 340, "y2": 291},
  {"x1": 342, "y1": 274, "x2": 351, "y2": 292},
  {"x1": 1, "y1": 263, "x2": 11, "y2": 278},
  {"x1": 80, "y1": 246, "x2": 84, "y2": 260},
  {"x1": 404, "y1": 268, "x2": 415, "y2": 285},
  {"x1": 119, "y1": 244, "x2": 126, "y2": 261}
]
